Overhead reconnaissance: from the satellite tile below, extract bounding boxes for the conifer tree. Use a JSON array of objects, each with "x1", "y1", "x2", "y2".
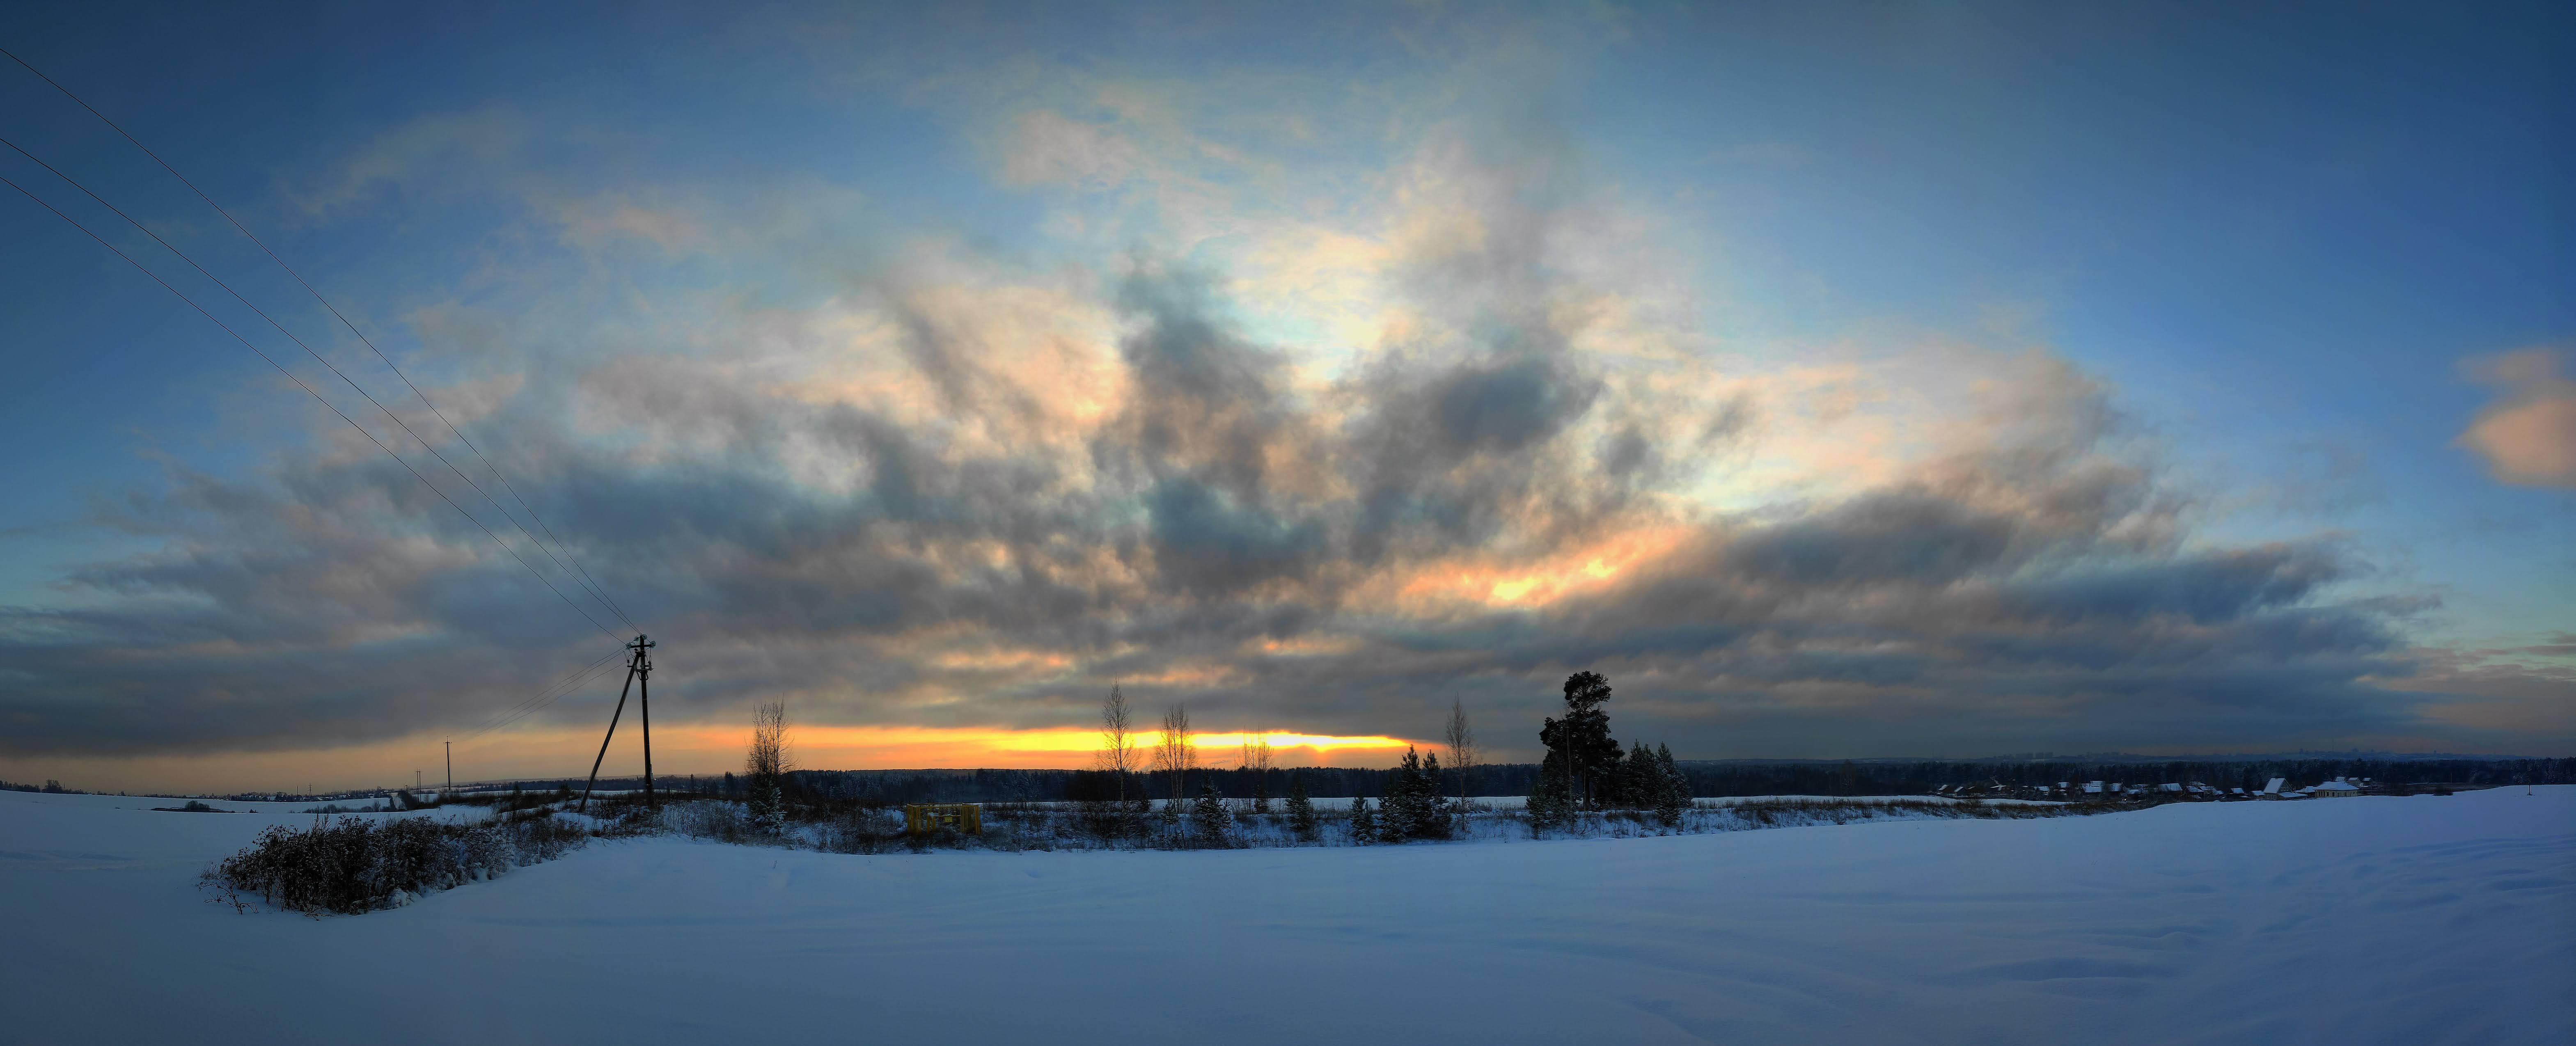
[
  {"x1": 1380, "y1": 749, "x2": 1422, "y2": 841},
  {"x1": 1190, "y1": 780, "x2": 1231, "y2": 846},
  {"x1": 1539, "y1": 672, "x2": 1619, "y2": 807},
  {"x1": 747, "y1": 774, "x2": 785, "y2": 833},
  {"x1": 1653, "y1": 743, "x2": 1688, "y2": 826},
  {"x1": 1526, "y1": 750, "x2": 1574, "y2": 832},
  {"x1": 1348, "y1": 794, "x2": 1376, "y2": 845},
  {"x1": 1418, "y1": 752, "x2": 1451, "y2": 839},
  {"x1": 1286, "y1": 771, "x2": 1318, "y2": 841}
]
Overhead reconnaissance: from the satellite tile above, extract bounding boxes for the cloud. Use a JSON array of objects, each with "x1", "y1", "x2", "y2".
[
  {"x1": 293, "y1": 106, "x2": 530, "y2": 217},
  {"x1": 0, "y1": 236, "x2": 2482, "y2": 767},
  {"x1": 6, "y1": 30, "x2": 2560, "y2": 788},
  {"x1": 2458, "y1": 348, "x2": 2576, "y2": 488},
  {"x1": 999, "y1": 110, "x2": 1150, "y2": 190}
]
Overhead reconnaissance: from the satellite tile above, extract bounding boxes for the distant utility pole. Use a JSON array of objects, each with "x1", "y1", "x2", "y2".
[
  {"x1": 445, "y1": 741, "x2": 453, "y2": 795},
  {"x1": 416, "y1": 769, "x2": 422, "y2": 791},
  {"x1": 580, "y1": 634, "x2": 658, "y2": 813}
]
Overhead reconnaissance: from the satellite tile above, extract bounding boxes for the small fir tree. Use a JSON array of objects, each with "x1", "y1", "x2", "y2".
[
  {"x1": 1348, "y1": 794, "x2": 1376, "y2": 845},
  {"x1": 1652, "y1": 743, "x2": 1688, "y2": 826},
  {"x1": 1190, "y1": 780, "x2": 1231, "y2": 846},
  {"x1": 746, "y1": 775, "x2": 786, "y2": 833},
  {"x1": 1380, "y1": 749, "x2": 1422, "y2": 841},
  {"x1": 1527, "y1": 750, "x2": 1574, "y2": 832},
  {"x1": 1286, "y1": 772, "x2": 1318, "y2": 841},
  {"x1": 1627, "y1": 741, "x2": 1659, "y2": 808},
  {"x1": 1416, "y1": 752, "x2": 1452, "y2": 840}
]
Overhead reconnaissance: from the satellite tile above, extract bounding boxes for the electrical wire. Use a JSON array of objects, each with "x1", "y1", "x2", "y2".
[
  {"x1": 0, "y1": 135, "x2": 638, "y2": 644},
  {"x1": 0, "y1": 170, "x2": 623, "y2": 644},
  {"x1": 454, "y1": 647, "x2": 632, "y2": 742},
  {"x1": 0, "y1": 46, "x2": 642, "y2": 635}
]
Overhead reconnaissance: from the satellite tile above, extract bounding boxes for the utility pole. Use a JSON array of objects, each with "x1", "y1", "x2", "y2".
[
  {"x1": 445, "y1": 741, "x2": 452, "y2": 796},
  {"x1": 416, "y1": 769, "x2": 422, "y2": 791},
  {"x1": 580, "y1": 635, "x2": 658, "y2": 814},
  {"x1": 637, "y1": 635, "x2": 655, "y2": 810}
]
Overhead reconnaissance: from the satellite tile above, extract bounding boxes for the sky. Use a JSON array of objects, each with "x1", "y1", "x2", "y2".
[{"x1": 0, "y1": 1, "x2": 2568, "y2": 793}]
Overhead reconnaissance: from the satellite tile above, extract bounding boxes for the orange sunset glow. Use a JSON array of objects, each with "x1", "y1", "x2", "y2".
[{"x1": 658, "y1": 726, "x2": 1418, "y2": 771}]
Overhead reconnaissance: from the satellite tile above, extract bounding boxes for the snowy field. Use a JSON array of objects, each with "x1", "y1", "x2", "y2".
[
  {"x1": 1218, "y1": 793, "x2": 2059, "y2": 811},
  {"x1": 1, "y1": 787, "x2": 2568, "y2": 1045}
]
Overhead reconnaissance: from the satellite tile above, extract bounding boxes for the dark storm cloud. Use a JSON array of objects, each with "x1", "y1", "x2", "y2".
[
  {"x1": 1145, "y1": 479, "x2": 1326, "y2": 595},
  {"x1": 1429, "y1": 355, "x2": 1596, "y2": 455}
]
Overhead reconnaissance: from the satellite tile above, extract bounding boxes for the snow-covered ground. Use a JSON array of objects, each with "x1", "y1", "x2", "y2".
[
  {"x1": 2, "y1": 787, "x2": 2567, "y2": 1045},
  {"x1": 1293, "y1": 793, "x2": 2058, "y2": 810}
]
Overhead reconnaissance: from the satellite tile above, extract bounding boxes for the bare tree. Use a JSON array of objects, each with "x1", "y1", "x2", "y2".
[
  {"x1": 1444, "y1": 698, "x2": 1477, "y2": 815},
  {"x1": 1242, "y1": 729, "x2": 1276, "y2": 813},
  {"x1": 748, "y1": 700, "x2": 793, "y2": 779},
  {"x1": 1096, "y1": 684, "x2": 1139, "y2": 802},
  {"x1": 1155, "y1": 705, "x2": 1195, "y2": 808},
  {"x1": 746, "y1": 700, "x2": 793, "y2": 831}
]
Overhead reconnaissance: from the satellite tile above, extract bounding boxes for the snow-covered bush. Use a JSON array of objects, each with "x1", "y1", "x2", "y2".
[{"x1": 203, "y1": 813, "x2": 587, "y2": 916}]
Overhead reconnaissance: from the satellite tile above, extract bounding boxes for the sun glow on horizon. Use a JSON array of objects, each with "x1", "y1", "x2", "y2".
[{"x1": 657, "y1": 724, "x2": 1419, "y2": 769}]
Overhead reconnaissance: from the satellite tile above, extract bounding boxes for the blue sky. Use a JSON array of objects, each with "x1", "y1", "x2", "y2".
[{"x1": 0, "y1": 2, "x2": 2567, "y2": 790}]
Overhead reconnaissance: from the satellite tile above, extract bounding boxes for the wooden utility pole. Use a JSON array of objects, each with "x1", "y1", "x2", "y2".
[
  {"x1": 445, "y1": 741, "x2": 452, "y2": 796},
  {"x1": 637, "y1": 635, "x2": 655, "y2": 810},
  {"x1": 580, "y1": 635, "x2": 657, "y2": 814}
]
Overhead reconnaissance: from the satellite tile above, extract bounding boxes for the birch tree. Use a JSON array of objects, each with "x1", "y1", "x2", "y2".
[
  {"x1": 1155, "y1": 705, "x2": 1195, "y2": 813},
  {"x1": 745, "y1": 700, "x2": 792, "y2": 833},
  {"x1": 1443, "y1": 698, "x2": 1477, "y2": 819},
  {"x1": 1096, "y1": 684, "x2": 1139, "y2": 803},
  {"x1": 1242, "y1": 730, "x2": 1276, "y2": 813}
]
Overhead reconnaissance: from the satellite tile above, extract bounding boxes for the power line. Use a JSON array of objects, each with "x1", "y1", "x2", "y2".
[
  {"x1": 1, "y1": 45, "x2": 639, "y2": 634},
  {"x1": 461, "y1": 651, "x2": 624, "y2": 739},
  {"x1": 455, "y1": 647, "x2": 632, "y2": 742},
  {"x1": 0, "y1": 170, "x2": 623, "y2": 643},
  {"x1": 0, "y1": 135, "x2": 639, "y2": 643}
]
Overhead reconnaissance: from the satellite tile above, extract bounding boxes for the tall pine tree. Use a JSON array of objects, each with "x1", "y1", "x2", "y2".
[{"x1": 1539, "y1": 672, "x2": 1619, "y2": 807}]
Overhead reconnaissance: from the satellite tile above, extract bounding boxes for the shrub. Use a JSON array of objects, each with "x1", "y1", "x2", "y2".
[{"x1": 203, "y1": 813, "x2": 586, "y2": 916}]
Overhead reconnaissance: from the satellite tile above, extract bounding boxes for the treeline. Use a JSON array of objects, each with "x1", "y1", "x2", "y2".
[
  {"x1": 642, "y1": 755, "x2": 2576, "y2": 807},
  {"x1": 0, "y1": 779, "x2": 75, "y2": 794},
  {"x1": 1658, "y1": 755, "x2": 2575, "y2": 797}
]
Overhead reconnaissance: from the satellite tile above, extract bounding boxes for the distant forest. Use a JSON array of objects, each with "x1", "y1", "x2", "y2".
[{"x1": 538, "y1": 755, "x2": 2574, "y2": 807}]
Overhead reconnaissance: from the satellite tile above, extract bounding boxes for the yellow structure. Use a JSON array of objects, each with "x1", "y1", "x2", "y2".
[{"x1": 903, "y1": 803, "x2": 982, "y2": 835}]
